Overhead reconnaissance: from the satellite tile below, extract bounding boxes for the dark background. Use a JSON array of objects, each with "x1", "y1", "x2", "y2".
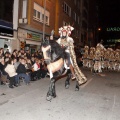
[
  {"x1": 0, "y1": 0, "x2": 14, "y2": 22},
  {"x1": 98, "y1": 0, "x2": 120, "y2": 27},
  {"x1": 97, "y1": 0, "x2": 120, "y2": 48}
]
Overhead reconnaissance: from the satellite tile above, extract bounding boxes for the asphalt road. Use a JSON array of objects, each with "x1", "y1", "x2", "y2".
[{"x1": 0, "y1": 68, "x2": 120, "y2": 120}]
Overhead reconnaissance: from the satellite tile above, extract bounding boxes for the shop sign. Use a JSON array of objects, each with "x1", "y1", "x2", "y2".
[
  {"x1": 27, "y1": 32, "x2": 42, "y2": 41},
  {"x1": 18, "y1": 28, "x2": 42, "y2": 41},
  {"x1": 107, "y1": 39, "x2": 120, "y2": 43},
  {"x1": 107, "y1": 27, "x2": 120, "y2": 32}
]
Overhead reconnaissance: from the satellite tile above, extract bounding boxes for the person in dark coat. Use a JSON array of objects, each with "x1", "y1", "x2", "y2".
[{"x1": 16, "y1": 58, "x2": 30, "y2": 84}]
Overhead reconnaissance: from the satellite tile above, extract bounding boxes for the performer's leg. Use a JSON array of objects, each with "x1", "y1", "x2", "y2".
[
  {"x1": 65, "y1": 52, "x2": 76, "y2": 80},
  {"x1": 69, "y1": 64, "x2": 76, "y2": 80}
]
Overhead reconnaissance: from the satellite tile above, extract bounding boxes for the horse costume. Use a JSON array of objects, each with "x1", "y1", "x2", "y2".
[{"x1": 42, "y1": 26, "x2": 87, "y2": 101}]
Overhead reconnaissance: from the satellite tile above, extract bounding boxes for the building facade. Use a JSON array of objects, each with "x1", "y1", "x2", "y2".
[
  {"x1": 80, "y1": 0, "x2": 89, "y2": 46},
  {"x1": 0, "y1": 0, "x2": 90, "y2": 52},
  {"x1": 0, "y1": 0, "x2": 15, "y2": 52},
  {"x1": 17, "y1": 0, "x2": 56, "y2": 52},
  {"x1": 54, "y1": 0, "x2": 81, "y2": 44}
]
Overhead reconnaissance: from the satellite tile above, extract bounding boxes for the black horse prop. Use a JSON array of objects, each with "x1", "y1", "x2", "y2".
[{"x1": 41, "y1": 39, "x2": 79, "y2": 101}]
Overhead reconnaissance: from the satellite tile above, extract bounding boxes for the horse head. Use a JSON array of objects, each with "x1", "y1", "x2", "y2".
[
  {"x1": 41, "y1": 38, "x2": 51, "y2": 61},
  {"x1": 41, "y1": 38, "x2": 50, "y2": 47}
]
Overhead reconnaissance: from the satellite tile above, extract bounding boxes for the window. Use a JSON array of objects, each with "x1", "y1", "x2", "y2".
[
  {"x1": 83, "y1": 10, "x2": 88, "y2": 19},
  {"x1": 63, "y1": 2, "x2": 71, "y2": 16},
  {"x1": 74, "y1": 0, "x2": 76, "y2": 5},
  {"x1": 82, "y1": 21, "x2": 87, "y2": 29},
  {"x1": 22, "y1": 0, "x2": 27, "y2": 18},
  {"x1": 77, "y1": 1, "x2": 80, "y2": 9},
  {"x1": 33, "y1": 9, "x2": 36, "y2": 17},
  {"x1": 77, "y1": 16, "x2": 80, "y2": 24},
  {"x1": 46, "y1": 16, "x2": 48, "y2": 23},
  {"x1": 73, "y1": 12, "x2": 76, "y2": 21},
  {"x1": 37, "y1": 11, "x2": 40, "y2": 19},
  {"x1": 33, "y1": 2, "x2": 50, "y2": 25},
  {"x1": 84, "y1": 1, "x2": 88, "y2": 9},
  {"x1": 42, "y1": 14, "x2": 44, "y2": 21}
]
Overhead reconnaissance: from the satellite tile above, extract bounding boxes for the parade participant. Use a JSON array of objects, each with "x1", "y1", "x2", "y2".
[
  {"x1": 56, "y1": 25, "x2": 76, "y2": 79},
  {"x1": 82, "y1": 45, "x2": 89, "y2": 67},
  {"x1": 41, "y1": 27, "x2": 87, "y2": 101},
  {"x1": 88, "y1": 47, "x2": 95, "y2": 68},
  {"x1": 5, "y1": 59, "x2": 18, "y2": 88}
]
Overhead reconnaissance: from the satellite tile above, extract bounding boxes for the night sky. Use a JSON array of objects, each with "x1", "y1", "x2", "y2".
[
  {"x1": 98, "y1": 0, "x2": 120, "y2": 27},
  {"x1": 97, "y1": 0, "x2": 120, "y2": 48}
]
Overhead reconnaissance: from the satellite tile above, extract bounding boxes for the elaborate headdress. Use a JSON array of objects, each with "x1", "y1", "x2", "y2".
[{"x1": 59, "y1": 25, "x2": 74, "y2": 37}]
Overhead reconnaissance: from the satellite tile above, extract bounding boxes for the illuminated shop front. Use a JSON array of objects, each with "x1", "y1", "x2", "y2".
[
  {"x1": 18, "y1": 28, "x2": 42, "y2": 52},
  {"x1": 0, "y1": 20, "x2": 14, "y2": 52}
]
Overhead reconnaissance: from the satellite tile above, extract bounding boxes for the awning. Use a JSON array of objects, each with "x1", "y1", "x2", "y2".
[
  {"x1": 0, "y1": 35, "x2": 15, "y2": 40},
  {"x1": 0, "y1": 20, "x2": 13, "y2": 37},
  {"x1": 0, "y1": 20, "x2": 13, "y2": 30}
]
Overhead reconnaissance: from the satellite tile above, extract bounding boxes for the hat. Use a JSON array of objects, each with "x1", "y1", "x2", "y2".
[{"x1": 59, "y1": 25, "x2": 74, "y2": 37}]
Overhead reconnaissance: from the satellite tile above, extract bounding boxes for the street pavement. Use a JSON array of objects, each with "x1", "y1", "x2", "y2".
[{"x1": 0, "y1": 68, "x2": 120, "y2": 120}]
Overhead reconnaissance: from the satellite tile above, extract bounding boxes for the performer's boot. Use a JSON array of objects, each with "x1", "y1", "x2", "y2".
[
  {"x1": 65, "y1": 73, "x2": 71, "y2": 89},
  {"x1": 75, "y1": 81, "x2": 79, "y2": 91},
  {"x1": 46, "y1": 78, "x2": 56, "y2": 101}
]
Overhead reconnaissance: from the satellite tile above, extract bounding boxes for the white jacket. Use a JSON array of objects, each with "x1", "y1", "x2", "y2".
[
  {"x1": 5, "y1": 64, "x2": 17, "y2": 77},
  {"x1": 33, "y1": 63, "x2": 40, "y2": 71}
]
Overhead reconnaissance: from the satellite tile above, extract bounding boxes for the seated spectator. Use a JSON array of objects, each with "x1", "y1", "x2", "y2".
[
  {"x1": 31, "y1": 56, "x2": 35, "y2": 65},
  {"x1": 38, "y1": 52, "x2": 43, "y2": 59},
  {"x1": 32, "y1": 58, "x2": 41, "y2": 80},
  {"x1": 26, "y1": 58, "x2": 33, "y2": 72},
  {"x1": 13, "y1": 57, "x2": 19, "y2": 70},
  {"x1": 11, "y1": 50, "x2": 17, "y2": 59},
  {"x1": 16, "y1": 58, "x2": 30, "y2": 84},
  {"x1": 26, "y1": 50, "x2": 31, "y2": 59},
  {"x1": 0, "y1": 58, "x2": 9, "y2": 85},
  {"x1": 5, "y1": 59, "x2": 18, "y2": 88}
]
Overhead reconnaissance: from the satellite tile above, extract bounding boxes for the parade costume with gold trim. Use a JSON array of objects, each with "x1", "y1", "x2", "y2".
[
  {"x1": 114, "y1": 49, "x2": 120, "y2": 71},
  {"x1": 94, "y1": 43, "x2": 105, "y2": 73},
  {"x1": 88, "y1": 47, "x2": 95, "y2": 68},
  {"x1": 57, "y1": 25, "x2": 87, "y2": 85},
  {"x1": 82, "y1": 46, "x2": 89, "y2": 67},
  {"x1": 82, "y1": 43, "x2": 120, "y2": 72}
]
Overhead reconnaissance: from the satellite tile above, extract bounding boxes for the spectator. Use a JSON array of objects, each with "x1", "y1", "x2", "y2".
[
  {"x1": 5, "y1": 59, "x2": 18, "y2": 88},
  {"x1": 13, "y1": 58, "x2": 19, "y2": 70},
  {"x1": 16, "y1": 58, "x2": 30, "y2": 84},
  {"x1": 32, "y1": 58, "x2": 41, "y2": 80},
  {"x1": 0, "y1": 58, "x2": 9, "y2": 85},
  {"x1": 11, "y1": 50, "x2": 17, "y2": 59}
]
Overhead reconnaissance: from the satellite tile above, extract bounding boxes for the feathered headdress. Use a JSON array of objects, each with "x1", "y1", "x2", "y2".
[{"x1": 59, "y1": 25, "x2": 74, "y2": 37}]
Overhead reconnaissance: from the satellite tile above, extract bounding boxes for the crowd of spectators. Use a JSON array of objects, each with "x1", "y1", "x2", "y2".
[{"x1": 0, "y1": 48, "x2": 47, "y2": 88}]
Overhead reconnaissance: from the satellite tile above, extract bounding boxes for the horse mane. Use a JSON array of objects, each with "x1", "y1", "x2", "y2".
[{"x1": 49, "y1": 40, "x2": 65, "y2": 60}]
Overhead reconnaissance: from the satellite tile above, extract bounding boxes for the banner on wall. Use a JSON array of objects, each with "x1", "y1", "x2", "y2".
[{"x1": 18, "y1": 28, "x2": 42, "y2": 41}]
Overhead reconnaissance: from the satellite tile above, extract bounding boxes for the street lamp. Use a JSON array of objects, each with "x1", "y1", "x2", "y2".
[
  {"x1": 98, "y1": 28, "x2": 101, "y2": 31},
  {"x1": 42, "y1": 0, "x2": 46, "y2": 41}
]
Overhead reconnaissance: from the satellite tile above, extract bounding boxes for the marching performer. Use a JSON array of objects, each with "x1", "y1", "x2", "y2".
[
  {"x1": 94, "y1": 43, "x2": 105, "y2": 73},
  {"x1": 56, "y1": 26, "x2": 75, "y2": 79},
  {"x1": 57, "y1": 25, "x2": 87, "y2": 84},
  {"x1": 82, "y1": 45, "x2": 89, "y2": 67}
]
